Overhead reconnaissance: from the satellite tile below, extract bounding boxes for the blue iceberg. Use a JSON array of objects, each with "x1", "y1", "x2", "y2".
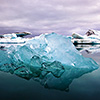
[{"x1": 0, "y1": 32, "x2": 99, "y2": 91}]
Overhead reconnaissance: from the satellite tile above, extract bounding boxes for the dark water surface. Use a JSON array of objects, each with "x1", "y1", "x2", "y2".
[{"x1": 0, "y1": 45, "x2": 100, "y2": 100}]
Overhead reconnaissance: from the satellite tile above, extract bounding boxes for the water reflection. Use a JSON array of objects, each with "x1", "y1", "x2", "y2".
[{"x1": 75, "y1": 44, "x2": 100, "y2": 54}]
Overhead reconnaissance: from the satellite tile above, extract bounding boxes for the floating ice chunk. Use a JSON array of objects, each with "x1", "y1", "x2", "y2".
[
  {"x1": 3, "y1": 33, "x2": 17, "y2": 38},
  {"x1": 0, "y1": 33, "x2": 99, "y2": 91},
  {"x1": 72, "y1": 30, "x2": 100, "y2": 44}
]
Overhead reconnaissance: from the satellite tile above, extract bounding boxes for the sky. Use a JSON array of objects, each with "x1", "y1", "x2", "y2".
[{"x1": 0, "y1": 0, "x2": 100, "y2": 36}]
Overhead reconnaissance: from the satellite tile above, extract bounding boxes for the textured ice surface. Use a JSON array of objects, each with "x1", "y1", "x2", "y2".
[
  {"x1": 0, "y1": 33, "x2": 99, "y2": 91},
  {"x1": 72, "y1": 30, "x2": 100, "y2": 39}
]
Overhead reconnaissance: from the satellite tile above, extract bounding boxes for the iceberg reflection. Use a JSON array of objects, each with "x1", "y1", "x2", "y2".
[{"x1": 75, "y1": 44, "x2": 100, "y2": 54}]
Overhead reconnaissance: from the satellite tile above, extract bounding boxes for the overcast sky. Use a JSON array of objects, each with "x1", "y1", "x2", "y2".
[{"x1": 0, "y1": 0, "x2": 100, "y2": 36}]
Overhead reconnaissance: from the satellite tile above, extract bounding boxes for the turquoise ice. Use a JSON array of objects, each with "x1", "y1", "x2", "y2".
[{"x1": 0, "y1": 33, "x2": 99, "y2": 91}]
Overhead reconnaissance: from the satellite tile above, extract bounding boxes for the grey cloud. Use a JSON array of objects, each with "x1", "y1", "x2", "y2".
[{"x1": 0, "y1": 0, "x2": 100, "y2": 35}]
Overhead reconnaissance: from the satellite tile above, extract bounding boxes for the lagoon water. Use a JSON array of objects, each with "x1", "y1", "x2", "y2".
[{"x1": 0, "y1": 44, "x2": 100, "y2": 100}]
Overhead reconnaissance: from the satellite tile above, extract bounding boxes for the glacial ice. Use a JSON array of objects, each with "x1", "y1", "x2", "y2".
[
  {"x1": 72, "y1": 30, "x2": 100, "y2": 44},
  {"x1": 0, "y1": 32, "x2": 99, "y2": 91}
]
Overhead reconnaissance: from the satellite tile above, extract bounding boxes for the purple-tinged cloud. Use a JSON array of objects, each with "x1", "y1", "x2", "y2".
[{"x1": 0, "y1": 0, "x2": 100, "y2": 36}]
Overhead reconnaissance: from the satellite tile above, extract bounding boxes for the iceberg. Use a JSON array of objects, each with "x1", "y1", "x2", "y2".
[
  {"x1": 0, "y1": 32, "x2": 99, "y2": 91},
  {"x1": 72, "y1": 30, "x2": 100, "y2": 44},
  {"x1": 0, "y1": 32, "x2": 31, "y2": 46},
  {"x1": 0, "y1": 31, "x2": 31, "y2": 38}
]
